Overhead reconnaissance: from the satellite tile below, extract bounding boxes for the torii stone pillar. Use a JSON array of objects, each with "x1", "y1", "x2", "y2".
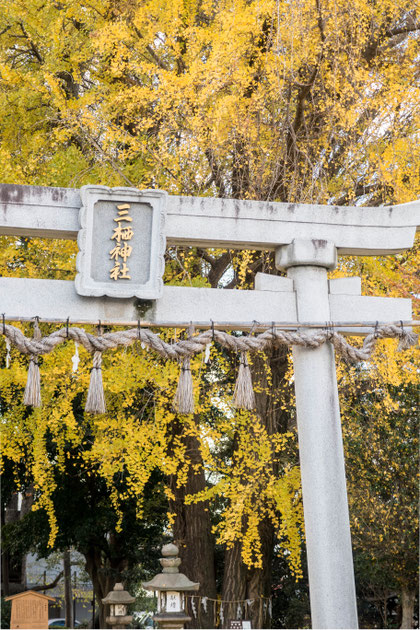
[{"x1": 277, "y1": 239, "x2": 357, "y2": 629}]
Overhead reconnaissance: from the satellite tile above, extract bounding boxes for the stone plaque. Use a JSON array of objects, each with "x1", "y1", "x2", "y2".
[
  {"x1": 5, "y1": 590, "x2": 55, "y2": 629},
  {"x1": 75, "y1": 185, "x2": 167, "y2": 299}
]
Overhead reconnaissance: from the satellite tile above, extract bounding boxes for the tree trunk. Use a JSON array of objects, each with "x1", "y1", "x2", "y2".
[
  {"x1": 222, "y1": 347, "x2": 292, "y2": 629},
  {"x1": 400, "y1": 588, "x2": 416, "y2": 629},
  {"x1": 1, "y1": 497, "x2": 10, "y2": 596},
  {"x1": 222, "y1": 540, "x2": 248, "y2": 625},
  {"x1": 222, "y1": 519, "x2": 274, "y2": 629},
  {"x1": 64, "y1": 550, "x2": 74, "y2": 629},
  {"x1": 84, "y1": 548, "x2": 118, "y2": 630},
  {"x1": 1, "y1": 550, "x2": 10, "y2": 596},
  {"x1": 2, "y1": 490, "x2": 33, "y2": 595},
  {"x1": 4, "y1": 493, "x2": 23, "y2": 594},
  {"x1": 169, "y1": 417, "x2": 217, "y2": 629},
  {"x1": 247, "y1": 518, "x2": 275, "y2": 629}
]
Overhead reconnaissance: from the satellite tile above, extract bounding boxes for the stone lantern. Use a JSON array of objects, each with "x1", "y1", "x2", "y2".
[
  {"x1": 102, "y1": 582, "x2": 135, "y2": 629},
  {"x1": 143, "y1": 543, "x2": 200, "y2": 629}
]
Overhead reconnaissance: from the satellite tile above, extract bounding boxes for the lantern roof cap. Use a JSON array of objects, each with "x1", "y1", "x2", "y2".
[
  {"x1": 143, "y1": 542, "x2": 200, "y2": 592},
  {"x1": 102, "y1": 583, "x2": 136, "y2": 605},
  {"x1": 143, "y1": 572, "x2": 199, "y2": 592}
]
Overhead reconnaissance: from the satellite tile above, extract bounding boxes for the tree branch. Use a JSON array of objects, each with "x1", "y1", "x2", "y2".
[
  {"x1": 385, "y1": 21, "x2": 420, "y2": 38},
  {"x1": 132, "y1": 25, "x2": 169, "y2": 71},
  {"x1": 363, "y1": 18, "x2": 420, "y2": 63},
  {"x1": 19, "y1": 23, "x2": 43, "y2": 64},
  {"x1": 84, "y1": 134, "x2": 137, "y2": 187},
  {"x1": 205, "y1": 148, "x2": 226, "y2": 197},
  {"x1": 315, "y1": 0, "x2": 326, "y2": 43},
  {"x1": 196, "y1": 249, "x2": 215, "y2": 266},
  {"x1": 31, "y1": 570, "x2": 63, "y2": 592},
  {"x1": 334, "y1": 182, "x2": 394, "y2": 206},
  {"x1": 207, "y1": 251, "x2": 232, "y2": 288}
]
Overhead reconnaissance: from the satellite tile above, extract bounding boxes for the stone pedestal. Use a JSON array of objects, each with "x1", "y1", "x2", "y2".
[{"x1": 105, "y1": 615, "x2": 133, "y2": 629}]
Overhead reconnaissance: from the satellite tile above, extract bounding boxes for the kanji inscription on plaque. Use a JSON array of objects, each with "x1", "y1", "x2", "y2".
[{"x1": 75, "y1": 185, "x2": 166, "y2": 299}]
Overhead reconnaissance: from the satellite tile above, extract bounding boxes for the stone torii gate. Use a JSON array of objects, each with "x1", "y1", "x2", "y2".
[{"x1": 1, "y1": 183, "x2": 419, "y2": 630}]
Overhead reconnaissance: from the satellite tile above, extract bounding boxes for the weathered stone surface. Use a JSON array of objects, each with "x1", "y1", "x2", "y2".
[
  {"x1": 75, "y1": 186, "x2": 166, "y2": 299},
  {"x1": 0, "y1": 184, "x2": 419, "y2": 254},
  {"x1": 254, "y1": 272, "x2": 294, "y2": 292},
  {"x1": 255, "y1": 273, "x2": 363, "y2": 297},
  {"x1": 328, "y1": 277, "x2": 361, "y2": 295},
  {"x1": 0, "y1": 277, "x2": 411, "y2": 333},
  {"x1": 275, "y1": 238, "x2": 337, "y2": 269}
]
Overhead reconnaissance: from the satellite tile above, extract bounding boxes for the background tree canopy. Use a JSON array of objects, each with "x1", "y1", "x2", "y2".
[{"x1": 0, "y1": 0, "x2": 418, "y2": 628}]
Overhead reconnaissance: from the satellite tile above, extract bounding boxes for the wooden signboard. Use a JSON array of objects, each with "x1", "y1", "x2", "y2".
[{"x1": 5, "y1": 590, "x2": 55, "y2": 630}]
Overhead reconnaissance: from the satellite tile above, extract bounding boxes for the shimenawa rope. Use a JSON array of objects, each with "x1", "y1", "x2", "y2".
[{"x1": 2, "y1": 322, "x2": 417, "y2": 414}]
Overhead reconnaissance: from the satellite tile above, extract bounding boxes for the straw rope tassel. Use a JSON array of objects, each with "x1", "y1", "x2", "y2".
[
  {"x1": 233, "y1": 351, "x2": 256, "y2": 410},
  {"x1": 5, "y1": 338, "x2": 11, "y2": 368},
  {"x1": 397, "y1": 329, "x2": 418, "y2": 351},
  {"x1": 24, "y1": 320, "x2": 42, "y2": 407},
  {"x1": 173, "y1": 356, "x2": 194, "y2": 414},
  {"x1": 85, "y1": 351, "x2": 106, "y2": 414}
]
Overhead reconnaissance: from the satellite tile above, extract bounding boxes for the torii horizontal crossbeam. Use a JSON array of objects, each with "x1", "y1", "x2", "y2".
[
  {"x1": 0, "y1": 276, "x2": 412, "y2": 335},
  {"x1": 0, "y1": 184, "x2": 419, "y2": 254}
]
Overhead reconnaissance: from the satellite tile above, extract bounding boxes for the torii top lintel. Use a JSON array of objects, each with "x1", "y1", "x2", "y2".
[{"x1": 0, "y1": 183, "x2": 419, "y2": 255}]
